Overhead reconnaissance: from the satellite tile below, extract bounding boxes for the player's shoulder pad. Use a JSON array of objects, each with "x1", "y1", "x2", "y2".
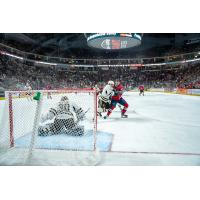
[{"x1": 116, "y1": 84, "x2": 123, "y2": 91}]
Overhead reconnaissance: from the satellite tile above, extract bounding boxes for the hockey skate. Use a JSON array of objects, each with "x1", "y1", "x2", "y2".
[{"x1": 121, "y1": 113, "x2": 128, "y2": 118}]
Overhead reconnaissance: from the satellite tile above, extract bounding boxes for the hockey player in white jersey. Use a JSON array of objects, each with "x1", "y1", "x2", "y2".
[
  {"x1": 38, "y1": 96, "x2": 86, "y2": 136},
  {"x1": 97, "y1": 80, "x2": 115, "y2": 117},
  {"x1": 24, "y1": 82, "x2": 32, "y2": 101}
]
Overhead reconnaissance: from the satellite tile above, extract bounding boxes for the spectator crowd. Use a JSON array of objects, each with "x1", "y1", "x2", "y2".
[{"x1": 1, "y1": 55, "x2": 200, "y2": 92}]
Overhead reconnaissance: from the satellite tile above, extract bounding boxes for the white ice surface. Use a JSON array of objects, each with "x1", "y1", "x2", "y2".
[
  {"x1": 1, "y1": 92, "x2": 200, "y2": 165},
  {"x1": 98, "y1": 92, "x2": 200, "y2": 154}
]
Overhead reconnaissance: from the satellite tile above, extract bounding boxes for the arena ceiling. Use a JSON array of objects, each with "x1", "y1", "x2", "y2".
[{"x1": 0, "y1": 33, "x2": 200, "y2": 59}]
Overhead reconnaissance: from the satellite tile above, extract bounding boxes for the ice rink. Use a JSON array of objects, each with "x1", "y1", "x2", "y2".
[
  {"x1": 1, "y1": 91, "x2": 200, "y2": 165},
  {"x1": 98, "y1": 92, "x2": 200, "y2": 165}
]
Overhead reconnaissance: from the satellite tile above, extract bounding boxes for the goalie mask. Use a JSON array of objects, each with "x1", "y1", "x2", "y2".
[
  {"x1": 60, "y1": 96, "x2": 69, "y2": 102},
  {"x1": 59, "y1": 96, "x2": 70, "y2": 111}
]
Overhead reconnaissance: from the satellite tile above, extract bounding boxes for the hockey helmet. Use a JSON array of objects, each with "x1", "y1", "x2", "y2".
[{"x1": 108, "y1": 80, "x2": 114, "y2": 86}]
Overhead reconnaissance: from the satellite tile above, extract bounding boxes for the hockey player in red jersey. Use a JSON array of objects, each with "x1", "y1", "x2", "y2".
[
  {"x1": 138, "y1": 85, "x2": 145, "y2": 96},
  {"x1": 104, "y1": 80, "x2": 129, "y2": 119}
]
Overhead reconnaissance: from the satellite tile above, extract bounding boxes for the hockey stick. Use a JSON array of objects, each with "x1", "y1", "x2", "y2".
[{"x1": 84, "y1": 108, "x2": 90, "y2": 114}]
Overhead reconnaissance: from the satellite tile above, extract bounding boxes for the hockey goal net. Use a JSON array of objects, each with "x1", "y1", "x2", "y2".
[{"x1": 0, "y1": 89, "x2": 100, "y2": 165}]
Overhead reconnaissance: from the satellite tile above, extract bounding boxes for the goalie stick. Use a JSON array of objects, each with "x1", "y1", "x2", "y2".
[{"x1": 84, "y1": 108, "x2": 90, "y2": 114}]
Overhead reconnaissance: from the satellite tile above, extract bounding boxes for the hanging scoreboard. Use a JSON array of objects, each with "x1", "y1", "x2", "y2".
[{"x1": 86, "y1": 33, "x2": 142, "y2": 50}]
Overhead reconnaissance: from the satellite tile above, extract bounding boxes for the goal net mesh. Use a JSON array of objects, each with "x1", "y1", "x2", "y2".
[{"x1": 0, "y1": 89, "x2": 101, "y2": 165}]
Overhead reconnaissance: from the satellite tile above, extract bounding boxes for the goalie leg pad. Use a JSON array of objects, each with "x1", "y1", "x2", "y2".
[
  {"x1": 38, "y1": 124, "x2": 84, "y2": 137},
  {"x1": 61, "y1": 118, "x2": 77, "y2": 129},
  {"x1": 65, "y1": 125, "x2": 85, "y2": 136},
  {"x1": 38, "y1": 118, "x2": 77, "y2": 136},
  {"x1": 61, "y1": 118, "x2": 84, "y2": 136},
  {"x1": 38, "y1": 120, "x2": 64, "y2": 136}
]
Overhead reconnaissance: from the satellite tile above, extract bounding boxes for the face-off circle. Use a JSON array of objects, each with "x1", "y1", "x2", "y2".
[{"x1": 86, "y1": 33, "x2": 142, "y2": 50}]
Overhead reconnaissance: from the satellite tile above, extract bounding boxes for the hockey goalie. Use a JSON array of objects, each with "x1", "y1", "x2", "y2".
[
  {"x1": 38, "y1": 96, "x2": 86, "y2": 136},
  {"x1": 97, "y1": 80, "x2": 115, "y2": 117}
]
